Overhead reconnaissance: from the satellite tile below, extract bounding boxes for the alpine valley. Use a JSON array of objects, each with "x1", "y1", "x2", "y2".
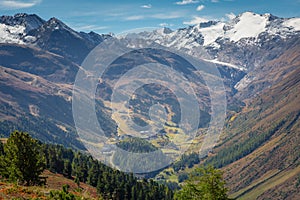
[{"x1": 0, "y1": 12, "x2": 299, "y2": 199}]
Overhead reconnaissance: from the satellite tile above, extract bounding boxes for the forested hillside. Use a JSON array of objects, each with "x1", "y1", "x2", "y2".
[{"x1": 0, "y1": 131, "x2": 173, "y2": 200}]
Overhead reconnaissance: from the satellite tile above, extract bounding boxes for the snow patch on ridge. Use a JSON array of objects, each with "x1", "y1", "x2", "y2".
[
  {"x1": 0, "y1": 24, "x2": 25, "y2": 44},
  {"x1": 203, "y1": 59, "x2": 246, "y2": 71},
  {"x1": 283, "y1": 18, "x2": 300, "y2": 31},
  {"x1": 197, "y1": 22, "x2": 225, "y2": 46},
  {"x1": 227, "y1": 12, "x2": 268, "y2": 42}
]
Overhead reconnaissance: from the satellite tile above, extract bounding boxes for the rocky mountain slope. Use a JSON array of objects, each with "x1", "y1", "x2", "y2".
[
  {"x1": 124, "y1": 12, "x2": 300, "y2": 198},
  {"x1": 0, "y1": 14, "x2": 113, "y2": 148},
  {"x1": 205, "y1": 44, "x2": 300, "y2": 199},
  {"x1": 0, "y1": 13, "x2": 111, "y2": 64},
  {"x1": 0, "y1": 12, "x2": 299, "y2": 198},
  {"x1": 132, "y1": 12, "x2": 300, "y2": 92}
]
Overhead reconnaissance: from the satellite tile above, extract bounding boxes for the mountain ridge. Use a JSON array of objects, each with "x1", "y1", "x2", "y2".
[{"x1": 0, "y1": 11, "x2": 299, "y2": 199}]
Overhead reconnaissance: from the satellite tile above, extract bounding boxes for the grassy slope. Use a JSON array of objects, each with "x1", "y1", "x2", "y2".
[
  {"x1": 0, "y1": 170, "x2": 100, "y2": 199},
  {"x1": 155, "y1": 45, "x2": 300, "y2": 199},
  {"x1": 221, "y1": 47, "x2": 300, "y2": 199},
  {"x1": 234, "y1": 166, "x2": 300, "y2": 200}
]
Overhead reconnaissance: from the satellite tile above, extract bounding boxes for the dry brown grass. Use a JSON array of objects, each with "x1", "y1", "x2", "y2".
[{"x1": 0, "y1": 170, "x2": 100, "y2": 199}]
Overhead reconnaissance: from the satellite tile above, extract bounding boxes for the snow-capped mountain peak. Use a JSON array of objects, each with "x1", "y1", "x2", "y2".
[
  {"x1": 226, "y1": 12, "x2": 268, "y2": 42},
  {"x1": 0, "y1": 13, "x2": 46, "y2": 44},
  {"x1": 39, "y1": 17, "x2": 79, "y2": 36},
  {"x1": 0, "y1": 13, "x2": 45, "y2": 33},
  {"x1": 0, "y1": 23, "x2": 26, "y2": 44},
  {"x1": 47, "y1": 17, "x2": 69, "y2": 30},
  {"x1": 283, "y1": 18, "x2": 300, "y2": 31},
  {"x1": 130, "y1": 12, "x2": 299, "y2": 54},
  {"x1": 155, "y1": 27, "x2": 173, "y2": 35}
]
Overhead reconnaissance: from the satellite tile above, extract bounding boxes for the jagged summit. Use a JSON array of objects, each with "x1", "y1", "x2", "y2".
[
  {"x1": 0, "y1": 13, "x2": 111, "y2": 63},
  {"x1": 1, "y1": 11, "x2": 299, "y2": 48},
  {"x1": 46, "y1": 17, "x2": 71, "y2": 30},
  {"x1": 0, "y1": 13, "x2": 111, "y2": 46},
  {"x1": 132, "y1": 12, "x2": 300, "y2": 52},
  {"x1": 32, "y1": 16, "x2": 83, "y2": 40},
  {"x1": 0, "y1": 13, "x2": 45, "y2": 33},
  {"x1": 156, "y1": 27, "x2": 173, "y2": 34}
]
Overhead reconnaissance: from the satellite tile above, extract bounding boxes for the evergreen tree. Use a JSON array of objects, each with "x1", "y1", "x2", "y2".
[
  {"x1": 174, "y1": 166, "x2": 231, "y2": 200},
  {"x1": 0, "y1": 141, "x2": 5, "y2": 176},
  {"x1": 0, "y1": 132, "x2": 174, "y2": 199},
  {"x1": 0, "y1": 141, "x2": 4, "y2": 154},
  {"x1": 87, "y1": 160, "x2": 99, "y2": 186},
  {"x1": 1, "y1": 131, "x2": 45, "y2": 185},
  {"x1": 63, "y1": 159, "x2": 72, "y2": 178}
]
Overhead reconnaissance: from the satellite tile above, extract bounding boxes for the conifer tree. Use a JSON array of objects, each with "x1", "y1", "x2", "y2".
[
  {"x1": 174, "y1": 166, "x2": 231, "y2": 200},
  {"x1": 2, "y1": 131, "x2": 45, "y2": 185}
]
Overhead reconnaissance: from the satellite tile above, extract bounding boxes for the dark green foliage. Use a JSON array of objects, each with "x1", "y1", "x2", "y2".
[
  {"x1": 0, "y1": 141, "x2": 5, "y2": 175},
  {"x1": 173, "y1": 152, "x2": 200, "y2": 172},
  {"x1": 178, "y1": 173, "x2": 188, "y2": 183},
  {"x1": 0, "y1": 141, "x2": 3, "y2": 154},
  {"x1": 87, "y1": 160, "x2": 100, "y2": 186},
  {"x1": 63, "y1": 160, "x2": 72, "y2": 178},
  {"x1": 165, "y1": 181, "x2": 180, "y2": 190},
  {"x1": 174, "y1": 166, "x2": 231, "y2": 200},
  {"x1": 116, "y1": 137, "x2": 158, "y2": 153},
  {"x1": 0, "y1": 131, "x2": 45, "y2": 185},
  {"x1": 205, "y1": 120, "x2": 285, "y2": 168},
  {"x1": 0, "y1": 132, "x2": 173, "y2": 199},
  {"x1": 113, "y1": 137, "x2": 170, "y2": 174},
  {"x1": 42, "y1": 144, "x2": 74, "y2": 175},
  {"x1": 42, "y1": 141, "x2": 173, "y2": 200},
  {"x1": 49, "y1": 184, "x2": 77, "y2": 200}
]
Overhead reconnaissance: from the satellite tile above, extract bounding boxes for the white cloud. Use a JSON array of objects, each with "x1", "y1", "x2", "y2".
[
  {"x1": 74, "y1": 25, "x2": 109, "y2": 31},
  {"x1": 141, "y1": 4, "x2": 152, "y2": 9},
  {"x1": 0, "y1": 0, "x2": 41, "y2": 9},
  {"x1": 152, "y1": 12, "x2": 183, "y2": 19},
  {"x1": 225, "y1": 12, "x2": 236, "y2": 20},
  {"x1": 196, "y1": 5, "x2": 205, "y2": 11},
  {"x1": 183, "y1": 16, "x2": 209, "y2": 25},
  {"x1": 123, "y1": 11, "x2": 184, "y2": 21},
  {"x1": 124, "y1": 15, "x2": 145, "y2": 21},
  {"x1": 159, "y1": 23, "x2": 174, "y2": 27},
  {"x1": 175, "y1": 0, "x2": 199, "y2": 5}
]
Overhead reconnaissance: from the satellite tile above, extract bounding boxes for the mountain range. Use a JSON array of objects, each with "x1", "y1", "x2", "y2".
[{"x1": 0, "y1": 12, "x2": 299, "y2": 199}]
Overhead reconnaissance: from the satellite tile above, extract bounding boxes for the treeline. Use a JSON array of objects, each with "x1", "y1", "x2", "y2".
[
  {"x1": 43, "y1": 143, "x2": 173, "y2": 200},
  {"x1": 0, "y1": 131, "x2": 173, "y2": 200},
  {"x1": 116, "y1": 137, "x2": 158, "y2": 153},
  {"x1": 172, "y1": 152, "x2": 200, "y2": 172},
  {"x1": 205, "y1": 119, "x2": 285, "y2": 168},
  {"x1": 113, "y1": 137, "x2": 170, "y2": 177}
]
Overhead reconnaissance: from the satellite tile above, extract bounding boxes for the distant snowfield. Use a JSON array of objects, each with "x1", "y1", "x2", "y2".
[
  {"x1": 144, "y1": 12, "x2": 300, "y2": 51},
  {"x1": 197, "y1": 12, "x2": 270, "y2": 45},
  {"x1": 0, "y1": 24, "x2": 25, "y2": 44},
  {"x1": 203, "y1": 59, "x2": 246, "y2": 71},
  {"x1": 283, "y1": 18, "x2": 300, "y2": 31},
  {"x1": 1, "y1": 11, "x2": 299, "y2": 53},
  {"x1": 226, "y1": 12, "x2": 268, "y2": 42},
  {"x1": 197, "y1": 22, "x2": 225, "y2": 46}
]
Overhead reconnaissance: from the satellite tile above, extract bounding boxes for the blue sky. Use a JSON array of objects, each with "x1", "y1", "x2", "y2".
[{"x1": 0, "y1": 0, "x2": 299, "y2": 34}]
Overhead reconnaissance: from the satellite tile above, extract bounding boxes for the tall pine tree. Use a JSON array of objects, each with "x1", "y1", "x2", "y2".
[
  {"x1": 174, "y1": 166, "x2": 231, "y2": 200},
  {"x1": 1, "y1": 131, "x2": 45, "y2": 185}
]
